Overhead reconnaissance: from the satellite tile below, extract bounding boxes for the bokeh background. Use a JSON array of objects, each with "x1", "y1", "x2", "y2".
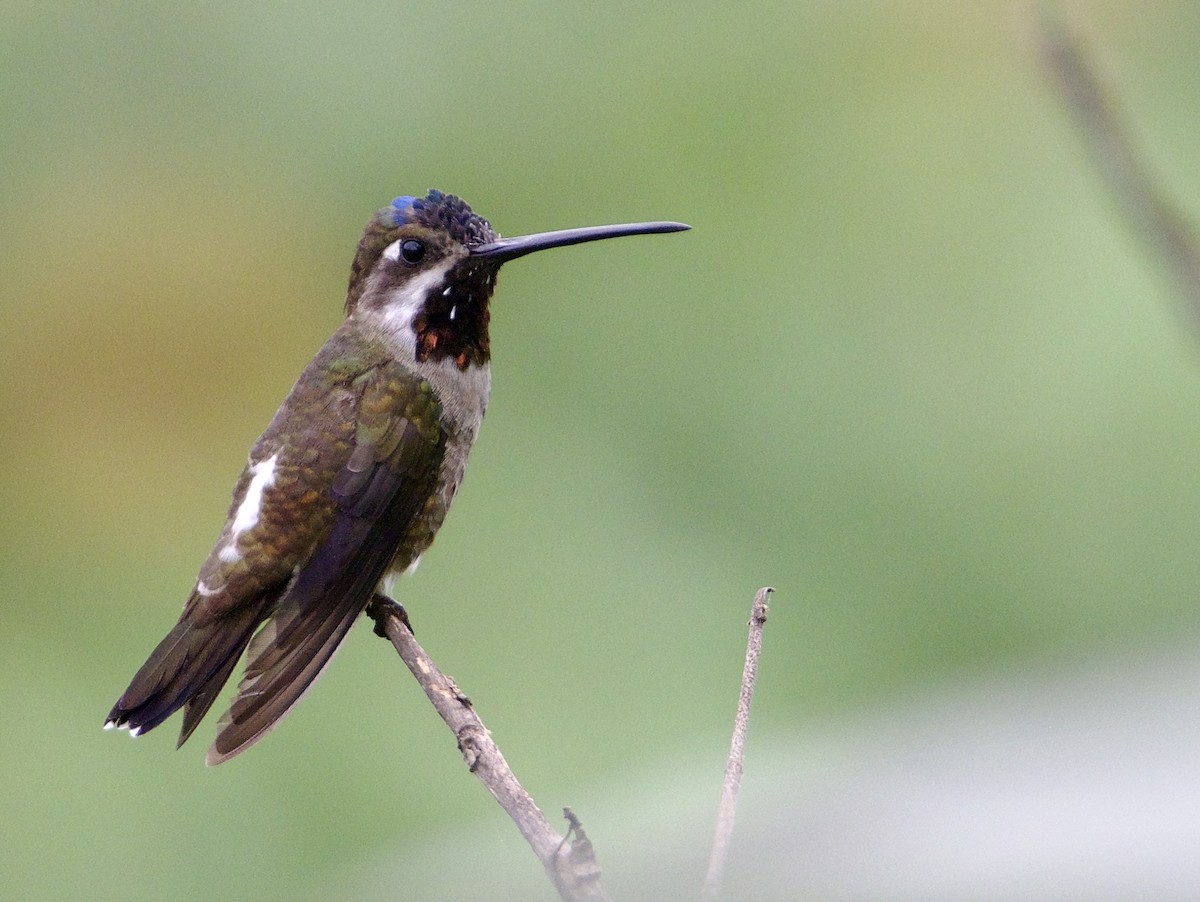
[{"x1": 5, "y1": 2, "x2": 1200, "y2": 899}]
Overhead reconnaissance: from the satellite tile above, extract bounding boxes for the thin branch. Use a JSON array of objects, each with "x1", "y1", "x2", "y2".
[
  {"x1": 1037, "y1": 4, "x2": 1200, "y2": 334},
  {"x1": 366, "y1": 598, "x2": 609, "y2": 902},
  {"x1": 703, "y1": 586, "x2": 773, "y2": 899}
]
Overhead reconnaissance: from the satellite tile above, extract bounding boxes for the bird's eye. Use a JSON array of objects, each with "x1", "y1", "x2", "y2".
[{"x1": 400, "y1": 239, "x2": 426, "y2": 264}]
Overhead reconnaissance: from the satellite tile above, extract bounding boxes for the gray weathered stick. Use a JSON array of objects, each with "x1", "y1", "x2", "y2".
[
  {"x1": 367, "y1": 599, "x2": 609, "y2": 902},
  {"x1": 703, "y1": 586, "x2": 773, "y2": 899}
]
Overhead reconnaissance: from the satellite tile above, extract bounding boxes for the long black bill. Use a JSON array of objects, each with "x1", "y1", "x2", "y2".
[{"x1": 470, "y1": 221, "x2": 690, "y2": 263}]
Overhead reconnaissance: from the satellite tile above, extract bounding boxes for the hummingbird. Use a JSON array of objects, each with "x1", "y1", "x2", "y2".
[{"x1": 105, "y1": 189, "x2": 688, "y2": 765}]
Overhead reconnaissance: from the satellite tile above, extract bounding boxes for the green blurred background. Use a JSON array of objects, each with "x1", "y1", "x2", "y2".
[{"x1": 5, "y1": 1, "x2": 1200, "y2": 899}]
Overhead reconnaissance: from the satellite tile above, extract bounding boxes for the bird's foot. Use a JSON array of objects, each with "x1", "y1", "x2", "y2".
[{"x1": 366, "y1": 594, "x2": 413, "y2": 637}]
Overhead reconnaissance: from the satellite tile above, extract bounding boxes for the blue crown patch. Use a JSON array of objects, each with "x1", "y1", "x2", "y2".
[
  {"x1": 382, "y1": 190, "x2": 496, "y2": 248},
  {"x1": 388, "y1": 195, "x2": 417, "y2": 226}
]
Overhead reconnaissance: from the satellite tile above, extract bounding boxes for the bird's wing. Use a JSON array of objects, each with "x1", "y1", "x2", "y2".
[
  {"x1": 204, "y1": 362, "x2": 445, "y2": 764},
  {"x1": 104, "y1": 344, "x2": 368, "y2": 744},
  {"x1": 106, "y1": 333, "x2": 441, "y2": 755}
]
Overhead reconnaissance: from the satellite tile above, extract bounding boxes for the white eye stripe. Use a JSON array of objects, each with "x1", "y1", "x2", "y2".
[
  {"x1": 382, "y1": 240, "x2": 402, "y2": 262},
  {"x1": 380, "y1": 260, "x2": 455, "y2": 328}
]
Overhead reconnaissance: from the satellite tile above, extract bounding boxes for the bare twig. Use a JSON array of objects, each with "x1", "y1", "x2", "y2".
[
  {"x1": 1037, "y1": 4, "x2": 1200, "y2": 333},
  {"x1": 703, "y1": 586, "x2": 773, "y2": 899},
  {"x1": 366, "y1": 598, "x2": 609, "y2": 902}
]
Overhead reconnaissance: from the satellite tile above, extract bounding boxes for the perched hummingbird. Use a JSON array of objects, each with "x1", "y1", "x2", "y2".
[{"x1": 105, "y1": 190, "x2": 688, "y2": 765}]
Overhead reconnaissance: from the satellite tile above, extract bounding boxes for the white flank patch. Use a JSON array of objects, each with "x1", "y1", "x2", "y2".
[
  {"x1": 231, "y1": 453, "x2": 279, "y2": 537},
  {"x1": 196, "y1": 580, "x2": 220, "y2": 597},
  {"x1": 206, "y1": 452, "x2": 280, "y2": 575},
  {"x1": 404, "y1": 554, "x2": 422, "y2": 576}
]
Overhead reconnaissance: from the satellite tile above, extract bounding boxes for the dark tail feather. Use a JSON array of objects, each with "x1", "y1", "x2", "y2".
[
  {"x1": 204, "y1": 592, "x2": 363, "y2": 765},
  {"x1": 105, "y1": 592, "x2": 277, "y2": 744},
  {"x1": 176, "y1": 636, "x2": 252, "y2": 748}
]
